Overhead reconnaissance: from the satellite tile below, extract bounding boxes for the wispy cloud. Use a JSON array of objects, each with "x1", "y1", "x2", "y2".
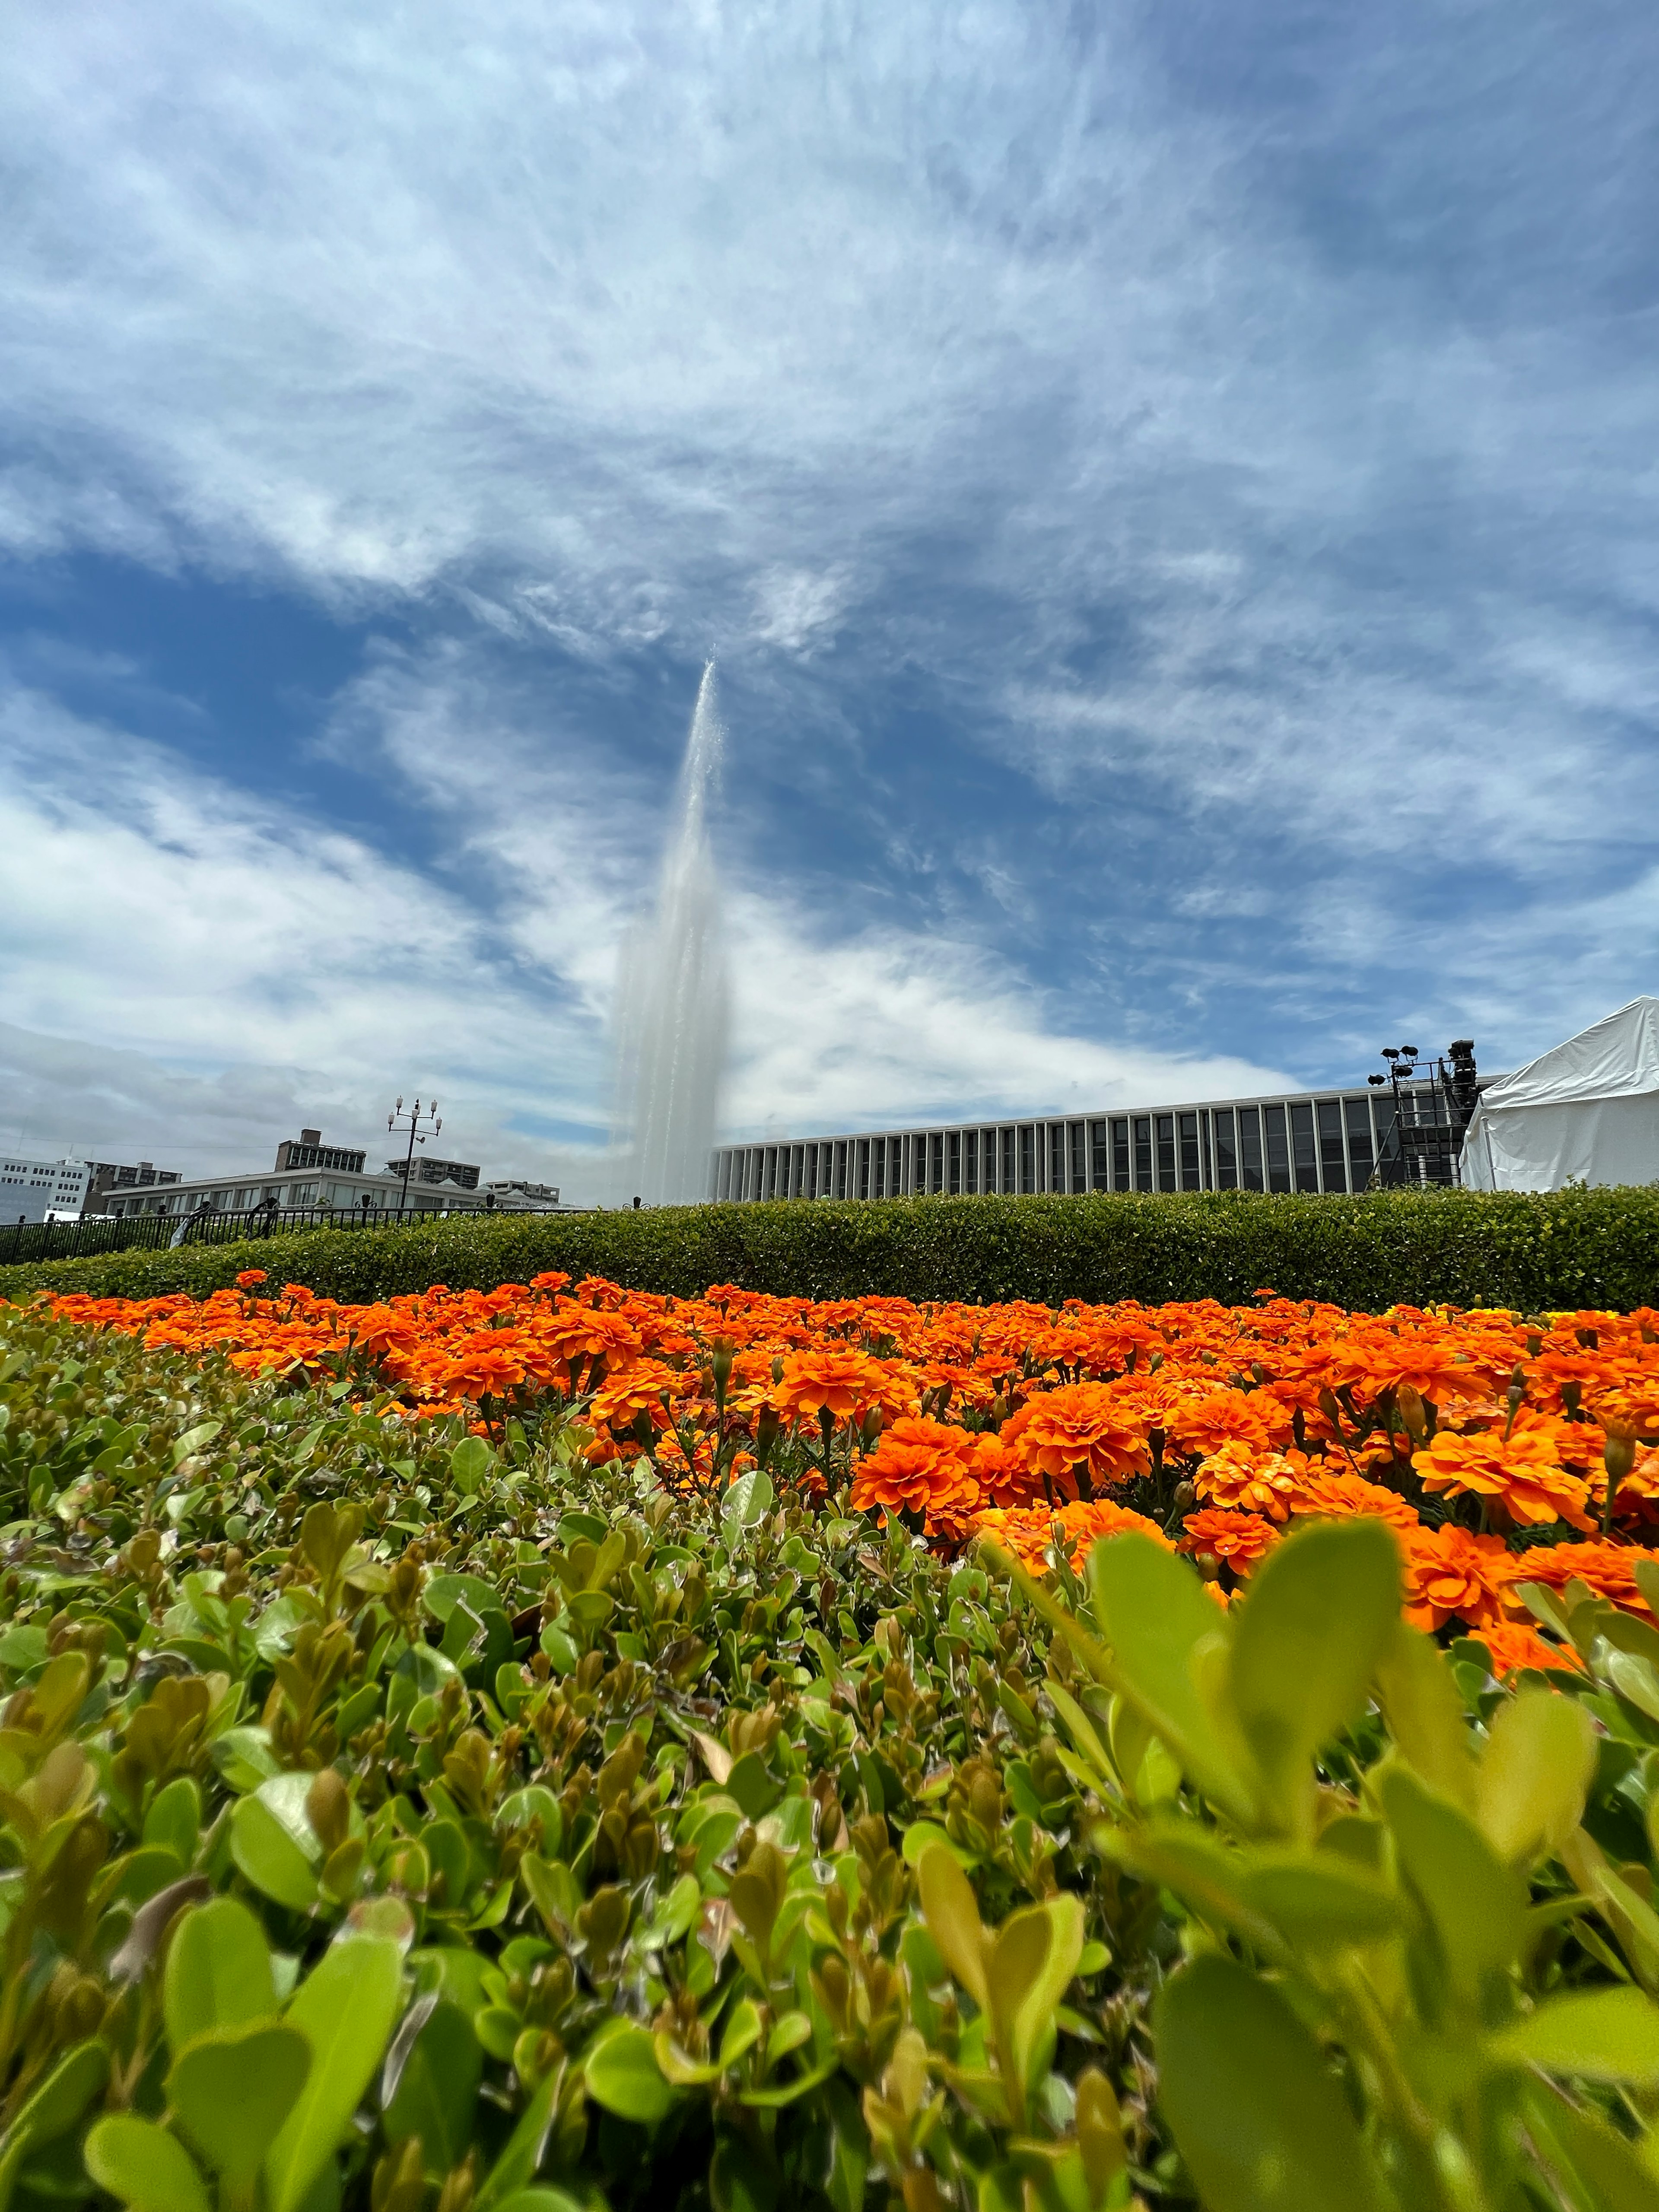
[{"x1": 2, "y1": 0, "x2": 1656, "y2": 1177}]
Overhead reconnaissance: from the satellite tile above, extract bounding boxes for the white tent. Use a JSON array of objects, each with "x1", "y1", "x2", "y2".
[{"x1": 1461, "y1": 997, "x2": 1659, "y2": 1191}]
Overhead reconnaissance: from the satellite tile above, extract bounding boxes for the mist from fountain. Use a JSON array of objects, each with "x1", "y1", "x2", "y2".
[{"x1": 609, "y1": 661, "x2": 730, "y2": 1204}]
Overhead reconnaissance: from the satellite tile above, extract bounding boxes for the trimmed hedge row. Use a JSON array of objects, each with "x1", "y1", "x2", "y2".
[{"x1": 3, "y1": 1182, "x2": 1658, "y2": 1310}]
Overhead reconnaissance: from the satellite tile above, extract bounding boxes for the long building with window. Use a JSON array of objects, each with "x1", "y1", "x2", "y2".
[{"x1": 712, "y1": 1075, "x2": 1483, "y2": 1205}]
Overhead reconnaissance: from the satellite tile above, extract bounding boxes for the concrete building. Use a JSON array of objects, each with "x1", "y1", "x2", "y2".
[
  {"x1": 85, "y1": 1161, "x2": 182, "y2": 1214},
  {"x1": 276, "y1": 1130, "x2": 367, "y2": 1173},
  {"x1": 103, "y1": 1127, "x2": 495, "y2": 1220},
  {"x1": 483, "y1": 1179, "x2": 563, "y2": 1210},
  {"x1": 712, "y1": 1072, "x2": 1483, "y2": 1204},
  {"x1": 386, "y1": 1154, "x2": 480, "y2": 1191},
  {"x1": 1, "y1": 1157, "x2": 94, "y2": 1224}
]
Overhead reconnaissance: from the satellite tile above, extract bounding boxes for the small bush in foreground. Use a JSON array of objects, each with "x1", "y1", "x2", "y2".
[
  {"x1": 2, "y1": 1182, "x2": 1658, "y2": 1313},
  {"x1": 5, "y1": 1290, "x2": 1659, "y2": 2207}
]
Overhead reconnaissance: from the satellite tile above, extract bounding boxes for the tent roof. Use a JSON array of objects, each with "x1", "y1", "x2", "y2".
[{"x1": 1478, "y1": 996, "x2": 1659, "y2": 1112}]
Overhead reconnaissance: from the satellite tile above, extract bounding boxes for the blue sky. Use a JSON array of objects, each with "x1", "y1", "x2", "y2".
[{"x1": 4, "y1": 0, "x2": 1657, "y2": 1200}]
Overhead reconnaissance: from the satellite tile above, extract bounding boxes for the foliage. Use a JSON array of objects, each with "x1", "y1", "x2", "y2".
[
  {"x1": 5, "y1": 1294, "x2": 1659, "y2": 2209},
  {"x1": 3, "y1": 1182, "x2": 1659, "y2": 1314}
]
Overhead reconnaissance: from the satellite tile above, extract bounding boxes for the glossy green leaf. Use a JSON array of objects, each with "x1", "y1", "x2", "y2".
[
  {"x1": 1225, "y1": 1518, "x2": 1398, "y2": 1836},
  {"x1": 167, "y1": 2020, "x2": 311, "y2": 2185},
  {"x1": 1379, "y1": 1765, "x2": 1526, "y2": 2005},
  {"x1": 382, "y1": 1998, "x2": 481, "y2": 2174},
  {"x1": 1477, "y1": 1688, "x2": 1596, "y2": 1866},
  {"x1": 1373, "y1": 1619, "x2": 1478, "y2": 1810},
  {"x1": 164, "y1": 1895, "x2": 276, "y2": 2051},
  {"x1": 987, "y1": 1892, "x2": 1084, "y2": 2105},
  {"x1": 9, "y1": 2039, "x2": 108, "y2": 2150},
  {"x1": 1156, "y1": 1953, "x2": 1385, "y2": 2212},
  {"x1": 1522, "y1": 2079, "x2": 1659, "y2": 2212},
  {"x1": 142, "y1": 1776, "x2": 201, "y2": 1867},
  {"x1": 1235, "y1": 1856, "x2": 1404, "y2": 1953},
  {"x1": 449, "y1": 1437, "x2": 493, "y2": 1495},
  {"x1": 263, "y1": 1934, "x2": 405, "y2": 2212},
  {"x1": 230, "y1": 1794, "x2": 320, "y2": 1912},
  {"x1": 584, "y1": 2023, "x2": 676, "y2": 2123},
  {"x1": 83, "y1": 2116, "x2": 210, "y2": 2212},
  {"x1": 917, "y1": 1843, "x2": 989, "y2": 2010},
  {"x1": 1077, "y1": 1534, "x2": 1250, "y2": 1819},
  {"x1": 1487, "y1": 1987, "x2": 1659, "y2": 2085}
]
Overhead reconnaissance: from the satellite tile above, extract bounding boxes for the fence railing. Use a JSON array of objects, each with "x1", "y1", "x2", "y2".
[{"x1": 0, "y1": 1205, "x2": 462, "y2": 1269}]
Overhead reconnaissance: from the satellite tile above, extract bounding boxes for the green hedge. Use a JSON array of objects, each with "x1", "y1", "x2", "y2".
[{"x1": 3, "y1": 1182, "x2": 1659, "y2": 1310}]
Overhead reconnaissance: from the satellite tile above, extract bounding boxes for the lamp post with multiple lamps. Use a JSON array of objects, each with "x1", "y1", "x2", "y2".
[{"x1": 388, "y1": 1096, "x2": 441, "y2": 1219}]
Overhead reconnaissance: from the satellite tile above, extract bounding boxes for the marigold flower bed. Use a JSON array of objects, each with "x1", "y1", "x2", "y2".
[{"x1": 46, "y1": 1272, "x2": 1659, "y2": 1676}]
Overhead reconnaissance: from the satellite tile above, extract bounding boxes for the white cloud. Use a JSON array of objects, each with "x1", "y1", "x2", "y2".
[
  {"x1": 0, "y1": 648, "x2": 1303, "y2": 1191},
  {"x1": 3, "y1": 0, "x2": 1658, "y2": 1147}
]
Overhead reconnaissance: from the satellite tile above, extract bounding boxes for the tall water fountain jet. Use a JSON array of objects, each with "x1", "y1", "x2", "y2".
[{"x1": 610, "y1": 662, "x2": 730, "y2": 1203}]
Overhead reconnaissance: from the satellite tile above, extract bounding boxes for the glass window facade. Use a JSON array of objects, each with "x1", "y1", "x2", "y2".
[
  {"x1": 1289, "y1": 1102, "x2": 1318, "y2": 1193},
  {"x1": 715, "y1": 1088, "x2": 1414, "y2": 1207}
]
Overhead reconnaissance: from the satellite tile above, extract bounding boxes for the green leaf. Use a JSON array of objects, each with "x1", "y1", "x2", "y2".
[
  {"x1": 721, "y1": 1469, "x2": 775, "y2": 1544},
  {"x1": 83, "y1": 2116, "x2": 211, "y2": 2212},
  {"x1": 449, "y1": 1437, "x2": 493, "y2": 1496},
  {"x1": 1078, "y1": 1535, "x2": 1251, "y2": 1821},
  {"x1": 164, "y1": 1895, "x2": 276, "y2": 2052},
  {"x1": 382, "y1": 1999, "x2": 481, "y2": 2175},
  {"x1": 1522, "y1": 2079, "x2": 1659, "y2": 2212},
  {"x1": 9, "y1": 2039, "x2": 108, "y2": 2150},
  {"x1": 263, "y1": 1934, "x2": 405, "y2": 2212},
  {"x1": 1477, "y1": 1688, "x2": 1596, "y2": 1867},
  {"x1": 142, "y1": 1776, "x2": 201, "y2": 1868},
  {"x1": 1235, "y1": 1856, "x2": 1405, "y2": 1954},
  {"x1": 1379, "y1": 1765, "x2": 1526, "y2": 2005},
  {"x1": 917, "y1": 1843, "x2": 989, "y2": 2010},
  {"x1": 1225, "y1": 1518, "x2": 1399, "y2": 1838},
  {"x1": 1373, "y1": 1620, "x2": 1478, "y2": 1811},
  {"x1": 583, "y1": 2023, "x2": 676, "y2": 2123},
  {"x1": 168, "y1": 2021, "x2": 311, "y2": 2186},
  {"x1": 1487, "y1": 1988, "x2": 1659, "y2": 2085},
  {"x1": 230, "y1": 1794, "x2": 320, "y2": 1912},
  {"x1": 987, "y1": 1893, "x2": 1084, "y2": 2108},
  {"x1": 1156, "y1": 1953, "x2": 1385, "y2": 2212}
]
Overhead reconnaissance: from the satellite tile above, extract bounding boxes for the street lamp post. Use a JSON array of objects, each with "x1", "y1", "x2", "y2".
[{"x1": 387, "y1": 1095, "x2": 442, "y2": 1218}]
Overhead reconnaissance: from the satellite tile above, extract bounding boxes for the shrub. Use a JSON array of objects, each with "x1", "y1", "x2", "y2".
[
  {"x1": 3, "y1": 1182, "x2": 1659, "y2": 1311},
  {"x1": 6, "y1": 1293, "x2": 1659, "y2": 2209}
]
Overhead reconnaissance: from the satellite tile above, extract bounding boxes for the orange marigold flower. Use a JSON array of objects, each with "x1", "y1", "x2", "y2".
[
  {"x1": 1412, "y1": 1425, "x2": 1596, "y2": 1531},
  {"x1": 1401, "y1": 1524, "x2": 1513, "y2": 1631},
  {"x1": 234, "y1": 1269, "x2": 267, "y2": 1287},
  {"x1": 1193, "y1": 1439, "x2": 1302, "y2": 1522},
  {"x1": 1164, "y1": 1388, "x2": 1274, "y2": 1460},
  {"x1": 1287, "y1": 1464, "x2": 1421, "y2": 1534},
  {"x1": 1500, "y1": 1539, "x2": 1657, "y2": 1618},
  {"x1": 850, "y1": 1417, "x2": 980, "y2": 1519},
  {"x1": 775, "y1": 1346, "x2": 908, "y2": 1426},
  {"x1": 1177, "y1": 1508, "x2": 1279, "y2": 1576},
  {"x1": 1472, "y1": 1621, "x2": 1584, "y2": 1678},
  {"x1": 999, "y1": 1382, "x2": 1148, "y2": 1499},
  {"x1": 973, "y1": 1498, "x2": 1170, "y2": 1573}
]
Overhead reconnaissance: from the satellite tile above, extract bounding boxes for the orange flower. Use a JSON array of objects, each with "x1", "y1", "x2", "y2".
[
  {"x1": 1287, "y1": 1464, "x2": 1421, "y2": 1535},
  {"x1": 1500, "y1": 1539, "x2": 1656, "y2": 1618},
  {"x1": 1474, "y1": 1621, "x2": 1585, "y2": 1677},
  {"x1": 1193, "y1": 1440, "x2": 1302, "y2": 1522},
  {"x1": 774, "y1": 1346, "x2": 908, "y2": 1427},
  {"x1": 234, "y1": 1268, "x2": 267, "y2": 1287},
  {"x1": 1177, "y1": 1508, "x2": 1279, "y2": 1576},
  {"x1": 1164, "y1": 1388, "x2": 1274, "y2": 1460},
  {"x1": 1401, "y1": 1524, "x2": 1512, "y2": 1631},
  {"x1": 974, "y1": 1498, "x2": 1170, "y2": 1573},
  {"x1": 999, "y1": 1382, "x2": 1149, "y2": 1500},
  {"x1": 850, "y1": 1417, "x2": 980, "y2": 1520},
  {"x1": 1412, "y1": 1424, "x2": 1595, "y2": 1531}
]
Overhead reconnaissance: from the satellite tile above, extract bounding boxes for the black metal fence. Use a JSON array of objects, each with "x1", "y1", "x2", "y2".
[{"x1": 0, "y1": 1205, "x2": 452, "y2": 1269}]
